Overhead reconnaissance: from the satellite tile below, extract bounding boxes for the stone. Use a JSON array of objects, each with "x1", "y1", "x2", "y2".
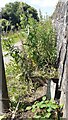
[{"x1": 52, "y1": 0, "x2": 68, "y2": 118}]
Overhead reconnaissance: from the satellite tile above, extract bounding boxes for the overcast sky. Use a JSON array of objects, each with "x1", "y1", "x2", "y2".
[{"x1": 0, "y1": 0, "x2": 59, "y2": 16}]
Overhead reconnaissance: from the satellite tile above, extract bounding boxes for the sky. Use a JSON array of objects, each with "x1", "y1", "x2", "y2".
[{"x1": 0, "y1": 0, "x2": 59, "y2": 16}]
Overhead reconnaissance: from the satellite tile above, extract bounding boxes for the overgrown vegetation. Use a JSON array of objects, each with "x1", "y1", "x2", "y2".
[
  {"x1": 25, "y1": 96, "x2": 63, "y2": 119},
  {"x1": 0, "y1": 1, "x2": 61, "y2": 119},
  {"x1": 3, "y1": 15, "x2": 57, "y2": 101}
]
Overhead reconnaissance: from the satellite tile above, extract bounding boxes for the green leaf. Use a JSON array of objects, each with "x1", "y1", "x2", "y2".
[
  {"x1": 47, "y1": 107, "x2": 52, "y2": 112},
  {"x1": 51, "y1": 104, "x2": 58, "y2": 109},
  {"x1": 32, "y1": 108, "x2": 36, "y2": 112},
  {"x1": 46, "y1": 102, "x2": 52, "y2": 107},
  {"x1": 34, "y1": 115, "x2": 41, "y2": 118},
  {"x1": 45, "y1": 100, "x2": 49, "y2": 104},
  {"x1": 45, "y1": 113, "x2": 51, "y2": 118},
  {"x1": 32, "y1": 105, "x2": 36, "y2": 109},
  {"x1": 26, "y1": 106, "x2": 32, "y2": 111},
  {"x1": 40, "y1": 104, "x2": 47, "y2": 108},
  {"x1": 42, "y1": 96, "x2": 46, "y2": 101},
  {"x1": 36, "y1": 102, "x2": 40, "y2": 107},
  {"x1": 36, "y1": 101, "x2": 44, "y2": 108},
  {"x1": 60, "y1": 104, "x2": 64, "y2": 108}
]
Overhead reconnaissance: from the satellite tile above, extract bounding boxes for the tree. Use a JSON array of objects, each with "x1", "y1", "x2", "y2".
[
  {"x1": 1, "y1": 1, "x2": 39, "y2": 30},
  {"x1": 0, "y1": 19, "x2": 10, "y2": 32}
]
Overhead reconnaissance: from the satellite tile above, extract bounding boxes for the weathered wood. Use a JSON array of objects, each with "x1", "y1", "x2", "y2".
[
  {"x1": 52, "y1": 0, "x2": 68, "y2": 118},
  {"x1": 46, "y1": 78, "x2": 59, "y2": 100},
  {"x1": 0, "y1": 10, "x2": 9, "y2": 114}
]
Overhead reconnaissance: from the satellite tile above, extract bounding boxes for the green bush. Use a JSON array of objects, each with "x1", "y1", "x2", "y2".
[
  {"x1": 26, "y1": 96, "x2": 63, "y2": 119},
  {"x1": 2, "y1": 14, "x2": 58, "y2": 112}
]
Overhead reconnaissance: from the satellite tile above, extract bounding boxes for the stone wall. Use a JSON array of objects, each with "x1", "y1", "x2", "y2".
[{"x1": 52, "y1": 0, "x2": 68, "y2": 118}]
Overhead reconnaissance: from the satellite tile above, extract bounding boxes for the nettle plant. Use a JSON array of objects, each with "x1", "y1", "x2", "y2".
[{"x1": 26, "y1": 96, "x2": 63, "y2": 119}]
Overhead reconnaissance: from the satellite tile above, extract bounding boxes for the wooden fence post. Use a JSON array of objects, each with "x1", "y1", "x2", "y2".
[{"x1": 0, "y1": 9, "x2": 9, "y2": 114}]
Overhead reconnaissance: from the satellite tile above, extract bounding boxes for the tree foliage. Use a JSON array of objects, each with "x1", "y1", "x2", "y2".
[
  {"x1": 1, "y1": 6, "x2": 59, "y2": 119},
  {"x1": 1, "y1": 1, "x2": 39, "y2": 31},
  {"x1": 27, "y1": 17, "x2": 56, "y2": 69},
  {"x1": 2, "y1": 15, "x2": 57, "y2": 102}
]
